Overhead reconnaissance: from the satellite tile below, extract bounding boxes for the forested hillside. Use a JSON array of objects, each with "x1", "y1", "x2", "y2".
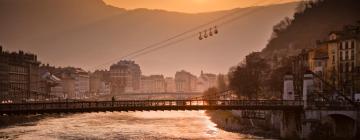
[
  {"x1": 229, "y1": 0, "x2": 360, "y2": 99},
  {"x1": 262, "y1": 0, "x2": 360, "y2": 58}
]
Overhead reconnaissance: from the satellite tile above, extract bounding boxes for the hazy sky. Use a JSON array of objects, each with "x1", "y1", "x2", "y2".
[
  {"x1": 103, "y1": 0, "x2": 301, "y2": 13},
  {"x1": 0, "y1": 0, "x2": 298, "y2": 77}
]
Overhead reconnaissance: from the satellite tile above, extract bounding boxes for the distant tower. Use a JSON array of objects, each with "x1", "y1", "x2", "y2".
[{"x1": 302, "y1": 71, "x2": 314, "y2": 108}]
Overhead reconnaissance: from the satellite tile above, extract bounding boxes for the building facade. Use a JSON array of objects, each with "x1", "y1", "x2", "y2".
[
  {"x1": 39, "y1": 71, "x2": 61, "y2": 99},
  {"x1": 292, "y1": 24, "x2": 360, "y2": 99},
  {"x1": 196, "y1": 71, "x2": 217, "y2": 92},
  {"x1": 39, "y1": 65, "x2": 65, "y2": 99},
  {"x1": 0, "y1": 46, "x2": 41, "y2": 102},
  {"x1": 48, "y1": 67, "x2": 90, "y2": 99},
  {"x1": 90, "y1": 70, "x2": 110, "y2": 96},
  {"x1": 317, "y1": 25, "x2": 360, "y2": 97},
  {"x1": 175, "y1": 70, "x2": 197, "y2": 92},
  {"x1": 140, "y1": 75, "x2": 166, "y2": 93},
  {"x1": 75, "y1": 69, "x2": 90, "y2": 99},
  {"x1": 165, "y1": 77, "x2": 176, "y2": 92},
  {"x1": 110, "y1": 60, "x2": 141, "y2": 94}
]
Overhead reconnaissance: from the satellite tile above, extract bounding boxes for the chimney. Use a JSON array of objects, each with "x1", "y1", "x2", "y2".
[{"x1": 19, "y1": 50, "x2": 24, "y2": 55}]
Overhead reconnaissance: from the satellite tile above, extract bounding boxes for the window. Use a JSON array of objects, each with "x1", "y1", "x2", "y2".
[
  {"x1": 345, "y1": 51, "x2": 348, "y2": 60},
  {"x1": 340, "y1": 63, "x2": 343, "y2": 73},
  {"x1": 351, "y1": 62, "x2": 355, "y2": 72},
  {"x1": 345, "y1": 41, "x2": 349, "y2": 49},
  {"x1": 348, "y1": 50, "x2": 351, "y2": 60},
  {"x1": 340, "y1": 42, "x2": 343, "y2": 49},
  {"x1": 330, "y1": 34, "x2": 337, "y2": 40},
  {"x1": 340, "y1": 51, "x2": 343, "y2": 60},
  {"x1": 351, "y1": 40, "x2": 355, "y2": 49}
]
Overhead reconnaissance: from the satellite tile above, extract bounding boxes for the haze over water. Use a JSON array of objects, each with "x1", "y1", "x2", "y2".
[{"x1": 0, "y1": 111, "x2": 260, "y2": 140}]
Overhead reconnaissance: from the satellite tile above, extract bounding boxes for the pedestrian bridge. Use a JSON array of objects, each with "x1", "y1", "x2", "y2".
[
  {"x1": 0, "y1": 100, "x2": 300, "y2": 115},
  {"x1": 0, "y1": 100, "x2": 357, "y2": 115}
]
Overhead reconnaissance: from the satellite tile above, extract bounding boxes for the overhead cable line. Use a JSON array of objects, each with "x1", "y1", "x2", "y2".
[
  {"x1": 91, "y1": 0, "x2": 281, "y2": 70},
  {"x1": 127, "y1": 0, "x2": 285, "y2": 60}
]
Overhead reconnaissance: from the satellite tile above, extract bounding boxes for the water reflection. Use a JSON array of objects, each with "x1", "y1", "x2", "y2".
[{"x1": 0, "y1": 111, "x2": 261, "y2": 140}]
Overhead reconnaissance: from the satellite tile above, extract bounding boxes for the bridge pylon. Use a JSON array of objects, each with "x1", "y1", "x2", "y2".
[{"x1": 281, "y1": 72, "x2": 360, "y2": 139}]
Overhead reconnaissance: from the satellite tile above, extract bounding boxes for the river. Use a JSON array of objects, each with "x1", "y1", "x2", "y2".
[{"x1": 0, "y1": 111, "x2": 263, "y2": 140}]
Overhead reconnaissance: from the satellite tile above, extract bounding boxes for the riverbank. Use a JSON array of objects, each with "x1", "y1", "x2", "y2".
[
  {"x1": 0, "y1": 115, "x2": 48, "y2": 139},
  {"x1": 0, "y1": 115, "x2": 44, "y2": 128},
  {"x1": 206, "y1": 110, "x2": 280, "y2": 139}
]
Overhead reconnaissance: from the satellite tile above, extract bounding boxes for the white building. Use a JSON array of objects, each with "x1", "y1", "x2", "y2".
[
  {"x1": 75, "y1": 69, "x2": 90, "y2": 99},
  {"x1": 51, "y1": 67, "x2": 90, "y2": 99},
  {"x1": 97, "y1": 81, "x2": 110, "y2": 95},
  {"x1": 196, "y1": 71, "x2": 217, "y2": 92},
  {"x1": 165, "y1": 77, "x2": 176, "y2": 92},
  {"x1": 140, "y1": 75, "x2": 165, "y2": 93},
  {"x1": 175, "y1": 70, "x2": 197, "y2": 92},
  {"x1": 110, "y1": 60, "x2": 141, "y2": 94}
]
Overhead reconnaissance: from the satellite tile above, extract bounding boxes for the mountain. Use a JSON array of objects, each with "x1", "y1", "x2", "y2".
[
  {"x1": 0, "y1": 0, "x2": 298, "y2": 76},
  {"x1": 262, "y1": 0, "x2": 360, "y2": 57}
]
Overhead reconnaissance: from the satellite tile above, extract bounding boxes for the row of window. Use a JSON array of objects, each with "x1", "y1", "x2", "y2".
[
  {"x1": 4, "y1": 84, "x2": 29, "y2": 94},
  {"x1": 339, "y1": 50, "x2": 355, "y2": 61},
  {"x1": 110, "y1": 70, "x2": 130, "y2": 74},
  {"x1": 339, "y1": 62, "x2": 355, "y2": 73},
  {"x1": 9, "y1": 75, "x2": 28, "y2": 82},
  {"x1": 339, "y1": 40, "x2": 356, "y2": 50},
  {"x1": 9, "y1": 66, "x2": 28, "y2": 73}
]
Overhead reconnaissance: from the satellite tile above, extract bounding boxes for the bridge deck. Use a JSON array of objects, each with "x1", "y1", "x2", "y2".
[
  {"x1": 1, "y1": 100, "x2": 358, "y2": 115},
  {"x1": 1, "y1": 100, "x2": 303, "y2": 115}
]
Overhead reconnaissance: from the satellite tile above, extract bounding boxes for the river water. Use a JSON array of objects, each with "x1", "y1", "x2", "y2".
[{"x1": 0, "y1": 111, "x2": 262, "y2": 140}]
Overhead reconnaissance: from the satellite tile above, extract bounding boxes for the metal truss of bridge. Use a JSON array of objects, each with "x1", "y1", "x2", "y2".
[
  {"x1": 1, "y1": 99, "x2": 359, "y2": 116},
  {"x1": 0, "y1": 100, "x2": 300, "y2": 115}
]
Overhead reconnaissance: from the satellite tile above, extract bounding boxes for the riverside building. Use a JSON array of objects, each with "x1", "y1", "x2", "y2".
[{"x1": 0, "y1": 46, "x2": 41, "y2": 102}]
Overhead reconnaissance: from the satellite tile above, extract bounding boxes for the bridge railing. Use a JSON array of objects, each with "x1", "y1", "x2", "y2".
[
  {"x1": 308, "y1": 100, "x2": 360, "y2": 110},
  {"x1": 0, "y1": 100, "x2": 303, "y2": 113}
]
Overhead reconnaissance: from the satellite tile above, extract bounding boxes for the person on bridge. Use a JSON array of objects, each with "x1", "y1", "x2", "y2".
[{"x1": 111, "y1": 96, "x2": 115, "y2": 107}]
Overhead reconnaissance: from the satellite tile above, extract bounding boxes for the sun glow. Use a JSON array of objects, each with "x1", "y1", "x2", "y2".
[
  {"x1": 193, "y1": 0, "x2": 206, "y2": 4},
  {"x1": 103, "y1": 0, "x2": 301, "y2": 13}
]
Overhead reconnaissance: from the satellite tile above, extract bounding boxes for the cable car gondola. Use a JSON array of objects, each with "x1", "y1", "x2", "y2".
[
  {"x1": 198, "y1": 32, "x2": 203, "y2": 40},
  {"x1": 203, "y1": 30, "x2": 208, "y2": 38}
]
